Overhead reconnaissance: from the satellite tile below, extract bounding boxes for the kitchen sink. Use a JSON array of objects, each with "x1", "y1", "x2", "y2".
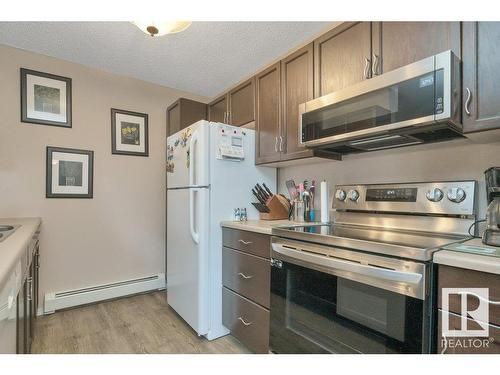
[{"x1": 0, "y1": 225, "x2": 19, "y2": 243}]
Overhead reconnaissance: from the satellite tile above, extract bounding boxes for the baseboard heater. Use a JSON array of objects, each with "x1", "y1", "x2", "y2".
[{"x1": 43, "y1": 273, "x2": 166, "y2": 314}]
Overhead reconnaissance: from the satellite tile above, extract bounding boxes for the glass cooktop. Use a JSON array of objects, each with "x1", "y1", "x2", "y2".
[{"x1": 272, "y1": 224, "x2": 469, "y2": 261}]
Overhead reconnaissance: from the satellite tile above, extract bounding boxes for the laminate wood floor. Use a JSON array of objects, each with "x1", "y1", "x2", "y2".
[{"x1": 31, "y1": 291, "x2": 250, "y2": 354}]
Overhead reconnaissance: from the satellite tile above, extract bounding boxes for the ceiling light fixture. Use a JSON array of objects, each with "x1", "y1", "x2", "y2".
[{"x1": 133, "y1": 21, "x2": 192, "y2": 37}]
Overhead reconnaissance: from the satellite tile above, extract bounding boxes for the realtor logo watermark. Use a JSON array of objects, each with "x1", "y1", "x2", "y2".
[
  {"x1": 442, "y1": 288, "x2": 489, "y2": 337},
  {"x1": 441, "y1": 288, "x2": 494, "y2": 353}
]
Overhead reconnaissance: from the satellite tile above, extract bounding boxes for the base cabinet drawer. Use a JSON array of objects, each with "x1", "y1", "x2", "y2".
[
  {"x1": 222, "y1": 287, "x2": 269, "y2": 353},
  {"x1": 222, "y1": 247, "x2": 270, "y2": 308},
  {"x1": 438, "y1": 265, "x2": 500, "y2": 326},
  {"x1": 222, "y1": 228, "x2": 271, "y2": 259},
  {"x1": 438, "y1": 310, "x2": 500, "y2": 354}
]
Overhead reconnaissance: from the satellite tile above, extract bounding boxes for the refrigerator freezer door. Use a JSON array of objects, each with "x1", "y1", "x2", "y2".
[
  {"x1": 167, "y1": 187, "x2": 209, "y2": 335},
  {"x1": 167, "y1": 120, "x2": 210, "y2": 189}
]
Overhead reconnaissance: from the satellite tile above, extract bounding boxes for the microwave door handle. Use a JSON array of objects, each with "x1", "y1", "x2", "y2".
[{"x1": 271, "y1": 243, "x2": 422, "y2": 285}]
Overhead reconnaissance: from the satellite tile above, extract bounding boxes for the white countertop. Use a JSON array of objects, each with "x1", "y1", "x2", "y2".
[
  {"x1": 0, "y1": 217, "x2": 41, "y2": 290},
  {"x1": 220, "y1": 220, "x2": 318, "y2": 235},
  {"x1": 434, "y1": 238, "x2": 500, "y2": 275}
]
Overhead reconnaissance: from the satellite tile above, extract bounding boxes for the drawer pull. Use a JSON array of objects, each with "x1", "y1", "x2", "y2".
[
  {"x1": 238, "y1": 317, "x2": 252, "y2": 326},
  {"x1": 238, "y1": 239, "x2": 253, "y2": 245},
  {"x1": 237, "y1": 272, "x2": 254, "y2": 280}
]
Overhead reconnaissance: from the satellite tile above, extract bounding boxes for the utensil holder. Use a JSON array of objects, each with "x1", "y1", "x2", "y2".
[{"x1": 259, "y1": 195, "x2": 290, "y2": 220}]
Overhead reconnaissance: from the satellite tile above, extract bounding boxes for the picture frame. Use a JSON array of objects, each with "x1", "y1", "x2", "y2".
[
  {"x1": 46, "y1": 146, "x2": 94, "y2": 198},
  {"x1": 111, "y1": 108, "x2": 149, "y2": 157},
  {"x1": 21, "y1": 68, "x2": 72, "y2": 128}
]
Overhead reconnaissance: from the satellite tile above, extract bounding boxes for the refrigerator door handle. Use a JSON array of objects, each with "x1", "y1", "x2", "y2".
[
  {"x1": 189, "y1": 130, "x2": 200, "y2": 244},
  {"x1": 189, "y1": 188, "x2": 200, "y2": 244},
  {"x1": 189, "y1": 130, "x2": 199, "y2": 186}
]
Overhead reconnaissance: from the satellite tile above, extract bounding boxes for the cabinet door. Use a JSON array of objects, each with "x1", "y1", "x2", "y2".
[
  {"x1": 34, "y1": 248, "x2": 39, "y2": 321},
  {"x1": 281, "y1": 43, "x2": 314, "y2": 161},
  {"x1": 16, "y1": 280, "x2": 26, "y2": 354},
  {"x1": 167, "y1": 99, "x2": 207, "y2": 136},
  {"x1": 229, "y1": 78, "x2": 255, "y2": 126},
  {"x1": 314, "y1": 22, "x2": 372, "y2": 97},
  {"x1": 463, "y1": 22, "x2": 500, "y2": 133},
  {"x1": 167, "y1": 100, "x2": 181, "y2": 136},
  {"x1": 255, "y1": 63, "x2": 281, "y2": 164},
  {"x1": 208, "y1": 94, "x2": 228, "y2": 123},
  {"x1": 372, "y1": 22, "x2": 461, "y2": 75}
]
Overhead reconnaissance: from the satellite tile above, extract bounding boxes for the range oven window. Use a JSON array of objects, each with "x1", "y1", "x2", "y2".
[
  {"x1": 270, "y1": 262, "x2": 425, "y2": 354},
  {"x1": 301, "y1": 70, "x2": 444, "y2": 143}
]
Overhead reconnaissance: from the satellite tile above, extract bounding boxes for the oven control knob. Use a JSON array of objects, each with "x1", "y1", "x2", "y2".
[
  {"x1": 347, "y1": 189, "x2": 360, "y2": 202},
  {"x1": 335, "y1": 189, "x2": 346, "y2": 201},
  {"x1": 447, "y1": 188, "x2": 466, "y2": 203},
  {"x1": 426, "y1": 188, "x2": 444, "y2": 202}
]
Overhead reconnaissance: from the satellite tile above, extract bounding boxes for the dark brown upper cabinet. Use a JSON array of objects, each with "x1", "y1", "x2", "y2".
[
  {"x1": 280, "y1": 43, "x2": 315, "y2": 161},
  {"x1": 228, "y1": 78, "x2": 255, "y2": 126},
  {"x1": 255, "y1": 62, "x2": 281, "y2": 164},
  {"x1": 314, "y1": 22, "x2": 372, "y2": 97},
  {"x1": 371, "y1": 22, "x2": 461, "y2": 75},
  {"x1": 462, "y1": 22, "x2": 500, "y2": 134},
  {"x1": 209, "y1": 79, "x2": 255, "y2": 126},
  {"x1": 208, "y1": 94, "x2": 228, "y2": 123},
  {"x1": 167, "y1": 98, "x2": 207, "y2": 136}
]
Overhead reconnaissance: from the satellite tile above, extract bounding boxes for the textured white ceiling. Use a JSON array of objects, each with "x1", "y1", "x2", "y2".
[{"x1": 0, "y1": 22, "x2": 333, "y2": 98}]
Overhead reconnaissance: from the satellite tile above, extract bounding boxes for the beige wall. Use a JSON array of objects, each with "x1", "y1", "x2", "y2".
[
  {"x1": 0, "y1": 44, "x2": 208, "y2": 298},
  {"x1": 278, "y1": 139, "x2": 500, "y2": 219}
]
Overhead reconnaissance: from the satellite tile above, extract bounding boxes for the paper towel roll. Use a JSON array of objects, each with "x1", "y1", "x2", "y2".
[{"x1": 320, "y1": 180, "x2": 330, "y2": 223}]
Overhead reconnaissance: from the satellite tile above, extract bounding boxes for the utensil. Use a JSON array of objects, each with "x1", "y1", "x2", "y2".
[
  {"x1": 252, "y1": 188, "x2": 266, "y2": 204},
  {"x1": 256, "y1": 184, "x2": 269, "y2": 200},
  {"x1": 263, "y1": 183, "x2": 273, "y2": 197},
  {"x1": 252, "y1": 202, "x2": 270, "y2": 213},
  {"x1": 254, "y1": 185, "x2": 266, "y2": 202},
  {"x1": 286, "y1": 180, "x2": 298, "y2": 200}
]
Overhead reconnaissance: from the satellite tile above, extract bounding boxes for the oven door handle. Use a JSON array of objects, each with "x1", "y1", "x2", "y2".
[{"x1": 271, "y1": 243, "x2": 423, "y2": 285}]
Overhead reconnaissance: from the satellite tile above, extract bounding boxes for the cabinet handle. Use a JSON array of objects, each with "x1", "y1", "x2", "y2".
[
  {"x1": 465, "y1": 87, "x2": 472, "y2": 116},
  {"x1": 364, "y1": 57, "x2": 371, "y2": 79},
  {"x1": 27, "y1": 277, "x2": 33, "y2": 301},
  {"x1": 223, "y1": 111, "x2": 227, "y2": 123},
  {"x1": 372, "y1": 54, "x2": 380, "y2": 76},
  {"x1": 237, "y1": 272, "x2": 254, "y2": 279},
  {"x1": 238, "y1": 317, "x2": 252, "y2": 326},
  {"x1": 279, "y1": 136, "x2": 283, "y2": 152},
  {"x1": 274, "y1": 136, "x2": 278, "y2": 152},
  {"x1": 228, "y1": 111, "x2": 231, "y2": 124},
  {"x1": 238, "y1": 239, "x2": 253, "y2": 245}
]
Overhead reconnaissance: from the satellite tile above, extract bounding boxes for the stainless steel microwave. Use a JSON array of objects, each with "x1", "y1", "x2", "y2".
[{"x1": 299, "y1": 50, "x2": 462, "y2": 154}]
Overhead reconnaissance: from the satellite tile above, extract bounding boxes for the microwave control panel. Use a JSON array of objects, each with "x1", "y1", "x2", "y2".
[{"x1": 216, "y1": 125, "x2": 245, "y2": 161}]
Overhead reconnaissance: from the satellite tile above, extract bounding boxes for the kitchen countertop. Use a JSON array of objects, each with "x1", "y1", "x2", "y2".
[
  {"x1": 0, "y1": 217, "x2": 41, "y2": 290},
  {"x1": 434, "y1": 238, "x2": 500, "y2": 275},
  {"x1": 221, "y1": 220, "x2": 319, "y2": 235}
]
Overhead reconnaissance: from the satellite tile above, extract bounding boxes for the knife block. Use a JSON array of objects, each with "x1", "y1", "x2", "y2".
[{"x1": 259, "y1": 195, "x2": 290, "y2": 220}]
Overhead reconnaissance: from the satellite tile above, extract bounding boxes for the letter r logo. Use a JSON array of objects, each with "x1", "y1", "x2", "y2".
[{"x1": 442, "y1": 288, "x2": 489, "y2": 337}]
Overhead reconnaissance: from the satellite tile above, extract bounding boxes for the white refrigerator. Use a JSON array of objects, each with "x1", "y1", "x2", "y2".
[{"x1": 166, "y1": 120, "x2": 276, "y2": 340}]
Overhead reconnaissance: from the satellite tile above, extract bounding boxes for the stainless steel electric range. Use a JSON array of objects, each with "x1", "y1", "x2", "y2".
[{"x1": 270, "y1": 181, "x2": 477, "y2": 354}]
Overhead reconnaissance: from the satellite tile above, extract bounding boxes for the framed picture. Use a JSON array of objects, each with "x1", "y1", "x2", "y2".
[
  {"x1": 111, "y1": 108, "x2": 149, "y2": 156},
  {"x1": 46, "y1": 147, "x2": 94, "y2": 198},
  {"x1": 21, "y1": 68, "x2": 72, "y2": 127}
]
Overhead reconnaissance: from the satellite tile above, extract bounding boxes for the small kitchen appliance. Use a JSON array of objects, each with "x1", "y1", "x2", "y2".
[
  {"x1": 483, "y1": 167, "x2": 500, "y2": 247},
  {"x1": 166, "y1": 120, "x2": 276, "y2": 340},
  {"x1": 270, "y1": 180, "x2": 476, "y2": 354}
]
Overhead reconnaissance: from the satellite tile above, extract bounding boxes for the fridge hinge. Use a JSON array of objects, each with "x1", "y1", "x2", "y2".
[{"x1": 270, "y1": 258, "x2": 283, "y2": 269}]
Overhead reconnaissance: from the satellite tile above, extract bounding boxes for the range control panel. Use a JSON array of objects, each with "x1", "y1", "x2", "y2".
[
  {"x1": 333, "y1": 181, "x2": 476, "y2": 216},
  {"x1": 215, "y1": 124, "x2": 246, "y2": 161}
]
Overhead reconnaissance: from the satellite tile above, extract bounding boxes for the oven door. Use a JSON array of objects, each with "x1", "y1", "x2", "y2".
[{"x1": 270, "y1": 238, "x2": 431, "y2": 354}]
